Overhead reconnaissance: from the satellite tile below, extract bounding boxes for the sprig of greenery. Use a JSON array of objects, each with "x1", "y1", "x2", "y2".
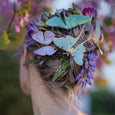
[
  {"x1": 92, "y1": 9, "x2": 97, "y2": 26},
  {"x1": 52, "y1": 61, "x2": 70, "y2": 81},
  {"x1": 52, "y1": 55, "x2": 70, "y2": 81},
  {"x1": 23, "y1": 59, "x2": 41, "y2": 66},
  {"x1": 68, "y1": 3, "x2": 81, "y2": 15}
]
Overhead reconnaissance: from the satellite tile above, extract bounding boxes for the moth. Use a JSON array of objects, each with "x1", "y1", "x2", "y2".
[
  {"x1": 88, "y1": 21, "x2": 103, "y2": 54},
  {"x1": 46, "y1": 10, "x2": 91, "y2": 29},
  {"x1": 92, "y1": 21, "x2": 103, "y2": 44},
  {"x1": 53, "y1": 27, "x2": 86, "y2": 65},
  {"x1": 32, "y1": 31, "x2": 56, "y2": 56}
]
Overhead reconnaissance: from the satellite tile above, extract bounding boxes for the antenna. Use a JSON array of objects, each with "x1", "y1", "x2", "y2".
[{"x1": 63, "y1": 9, "x2": 67, "y2": 25}]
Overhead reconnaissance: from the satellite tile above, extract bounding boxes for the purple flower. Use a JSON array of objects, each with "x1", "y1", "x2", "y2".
[
  {"x1": 76, "y1": 73, "x2": 82, "y2": 80},
  {"x1": 26, "y1": 39, "x2": 34, "y2": 45},
  {"x1": 77, "y1": 52, "x2": 98, "y2": 88},
  {"x1": 76, "y1": 69, "x2": 84, "y2": 80},
  {"x1": 38, "y1": 61, "x2": 44, "y2": 66},
  {"x1": 88, "y1": 53, "x2": 95, "y2": 60},
  {"x1": 90, "y1": 66, "x2": 95, "y2": 72},
  {"x1": 85, "y1": 65, "x2": 89, "y2": 72},
  {"x1": 83, "y1": 8, "x2": 94, "y2": 17},
  {"x1": 26, "y1": 23, "x2": 38, "y2": 33},
  {"x1": 86, "y1": 78, "x2": 92, "y2": 85},
  {"x1": 77, "y1": 78, "x2": 82, "y2": 85},
  {"x1": 81, "y1": 69, "x2": 84, "y2": 75},
  {"x1": 89, "y1": 60, "x2": 96, "y2": 67},
  {"x1": 94, "y1": 55, "x2": 98, "y2": 62},
  {"x1": 37, "y1": 55, "x2": 42, "y2": 60},
  {"x1": 87, "y1": 71, "x2": 94, "y2": 79}
]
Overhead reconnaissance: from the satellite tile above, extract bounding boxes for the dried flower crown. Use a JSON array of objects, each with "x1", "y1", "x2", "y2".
[{"x1": 25, "y1": 3, "x2": 103, "y2": 88}]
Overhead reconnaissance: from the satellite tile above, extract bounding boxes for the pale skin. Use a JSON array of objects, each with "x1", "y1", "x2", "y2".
[{"x1": 19, "y1": 47, "x2": 86, "y2": 115}]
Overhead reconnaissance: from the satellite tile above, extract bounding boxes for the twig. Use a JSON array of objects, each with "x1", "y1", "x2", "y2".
[{"x1": 7, "y1": 0, "x2": 17, "y2": 33}]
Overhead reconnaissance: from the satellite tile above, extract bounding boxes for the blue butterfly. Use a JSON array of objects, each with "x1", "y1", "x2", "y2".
[
  {"x1": 32, "y1": 31, "x2": 55, "y2": 45},
  {"x1": 53, "y1": 35, "x2": 86, "y2": 65},
  {"x1": 46, "y1": 11, "x2": 91, "y2": 29},
  {"x1": 32, "y1": 31, "x2": 56, "y2": 56},
  {"x1": 34, "y1": 46, "x2": 56, "y2": 56}
]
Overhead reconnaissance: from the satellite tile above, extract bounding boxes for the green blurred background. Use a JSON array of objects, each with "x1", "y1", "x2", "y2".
[{"x1": 0, "y1": 51, "x2": 33, "y2": 115}]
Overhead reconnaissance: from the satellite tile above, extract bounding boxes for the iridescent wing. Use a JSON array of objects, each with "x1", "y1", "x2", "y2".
[
  {"x1": 65, "y1": 14, "x2": 91, "y2": 29},
  {"x1": 71, "y1": 45, "x2": 85, "y2": 65},
  {"x1": 32, "y1": 31, "x2": 55, "y2": 45},
  {"x1": 45, "y1": 16, "x2": 66, "y2": 28},
  {"x1": 34, "y1": 46, "x2": 56, "y2": 56},
  {"x1": 44, "y1": 31, "x2": 55, "y2": 44},
  {"x1": 53, "y1": 35, "x2": 77, "y2": 51},
  {"x1": 32, "y1": 31, "x2": 44, "y2": 44},
  {"x1": 46, "y1": 14, "x2": 91, "y2": 29}
]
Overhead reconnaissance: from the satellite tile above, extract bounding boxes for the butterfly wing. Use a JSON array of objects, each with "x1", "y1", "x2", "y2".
[
  {"x1": 93, "y1": 21, "x2": 103, "y2": 54},
  {"x1": 71, "y1": 45, "x2": 85, "y2": 65},
  {"x1": 32, "y1": 31, "x2": 55, "y2": 45},
  {"x1": 45, "y1": 16, "x2": 66, "y2": 29},
  {"x1": 93, "y1": 21, "x2": 101, "y2": 43},
  {"x1": 65, "y1": 15, "x2": 91, "y2": 29},
  {"x1": 44, "y1": 31, "x2": 55, "y2": 44},
  {"x1": 53, "y1": 35, "x2": 76, "y2": 51},
  {"x1": 32, "y1": 31, "x2": 44, "y2": 44},
  {"x1": 34, "y1": 46, "x2": 56, "y2": 56}
]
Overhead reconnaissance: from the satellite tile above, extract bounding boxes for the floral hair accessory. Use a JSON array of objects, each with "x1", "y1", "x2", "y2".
[{"x1": 24, "y1": 3, "x2": 103, "y2": 88}]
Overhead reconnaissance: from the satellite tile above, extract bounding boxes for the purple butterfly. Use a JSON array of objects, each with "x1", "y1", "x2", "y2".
[
  {"x1": 34, "y1": 46, "x2": 56, "y2": 56},
  {"x1": 32, "y1": 31, "x2": 55, "y2": 45}
]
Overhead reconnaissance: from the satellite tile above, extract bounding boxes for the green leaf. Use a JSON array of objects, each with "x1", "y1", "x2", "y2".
[
  {"x1": 0, "y1": 31, "x2": 10, "y2": 50},
  {"x1": 68, "y1": 8, "x2": 75, "y2": 14},
  {"x1": 72, "y1": 3, "x2": 80, "y2": 15},
  {"x1": 8, "y1": 31, "x2": 16, "y2": 41},
  {"x1": 52, "y1": 61, "x2": 70, "y2": 81}
]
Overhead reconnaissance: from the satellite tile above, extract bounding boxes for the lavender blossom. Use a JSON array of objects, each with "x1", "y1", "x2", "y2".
[
  {"x1": 26, "y1": 23, "x2": 38, "y2": 33},
  {"x1": 77, "y1": 52, "x2": 98, "y2": 88},
  {"x1": 77, "y1": 78, "x2": 82, "y2": 85},
  {"x1": 86, "y1": 78, "x2": 92, "y2": 85},
  {"x1": 38, "y1": 61, "x2": 44, "y2": 66},
  {"x1": 87, "y1": 71, "x2": 94, "y2": 79},
  {"x1": 76, "y1": 69, "x2": 84, "y2": 80}
]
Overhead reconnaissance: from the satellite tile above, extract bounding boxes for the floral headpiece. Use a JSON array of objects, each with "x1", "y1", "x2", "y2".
[{"x1": 25, "y1": 3, "x2": 103, "y2": 88}]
